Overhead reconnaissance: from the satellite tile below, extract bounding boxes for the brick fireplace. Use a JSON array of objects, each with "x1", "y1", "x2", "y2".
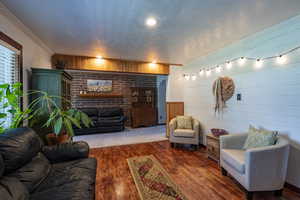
[{"x1": 68, "y1": 70, "x2": 157, "y2": 126}]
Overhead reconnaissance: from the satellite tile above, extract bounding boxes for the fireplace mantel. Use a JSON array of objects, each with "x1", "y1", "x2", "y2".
[{"x1": 78, "y1": 93, "x2": 123, "y2": 98}]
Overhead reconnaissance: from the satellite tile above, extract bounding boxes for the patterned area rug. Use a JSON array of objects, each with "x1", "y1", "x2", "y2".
[{"x1": 127, "y1": 155, "x2": 188, "y2": 200}]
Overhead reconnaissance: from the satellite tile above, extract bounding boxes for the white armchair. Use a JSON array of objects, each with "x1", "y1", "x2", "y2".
[
  {"x1": 169, "y1": 117, "x2": 201, "y2": 149},
  {"x1": 220, "y1": 134, "x2": 290, "y2": 200}
]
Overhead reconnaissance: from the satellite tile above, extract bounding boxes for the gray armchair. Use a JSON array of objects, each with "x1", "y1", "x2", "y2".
[
  {"x1": 169, "y1": 117, "x2": 201, "y2": 149},
  {"x1": 220, "y1": 134, "x2": 290, "y2": 200}
]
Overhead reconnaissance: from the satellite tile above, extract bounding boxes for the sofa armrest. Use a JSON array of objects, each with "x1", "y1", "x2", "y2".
[
  {"x1": 245, "y1": 139, "x2": 290, "y2": 190},
  {"x1": 42, "y1": 141, "x2": 89, "y2": 164},
  {"x1": 220, "y1": 134, "x2": 248, "y2": 149}
]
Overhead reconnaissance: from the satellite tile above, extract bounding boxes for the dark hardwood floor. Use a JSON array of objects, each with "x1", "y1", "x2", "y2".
[{"x1": 90, "y1": 141, "x2": 300, "y2": 200}]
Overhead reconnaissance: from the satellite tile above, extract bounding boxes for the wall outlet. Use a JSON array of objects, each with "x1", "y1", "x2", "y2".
[{"x1": 237, "y1": 93, "x2": 242, "y2": 101}]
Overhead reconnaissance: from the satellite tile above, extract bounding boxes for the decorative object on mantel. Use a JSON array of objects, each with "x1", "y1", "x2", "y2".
[
  {"x1": 213, "y1": 76, "x2": 235, "y2": 114},
  {"x1": 87, "y1": 79, "x2": 112, "y2": 92},
  {"x1": 211, "y1": 128, "x2": 229, "y2": 137},
  {"x1": 54, "y1": 59, "x2": 67, "y2": 69}
]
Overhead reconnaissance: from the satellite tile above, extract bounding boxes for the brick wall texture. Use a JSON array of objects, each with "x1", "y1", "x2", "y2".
[{"x1": 68, "y1": 70, "x2": 157, "y2": 126}]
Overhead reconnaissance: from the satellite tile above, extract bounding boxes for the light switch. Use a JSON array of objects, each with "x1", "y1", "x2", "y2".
[{"x1": 237, "y1": 93, "x2": 242, "y2": 101}]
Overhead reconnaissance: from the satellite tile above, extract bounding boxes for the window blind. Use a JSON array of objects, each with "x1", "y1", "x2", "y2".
[{"x1": 0, "y1": 43, "x2": 20, "y2": 128}]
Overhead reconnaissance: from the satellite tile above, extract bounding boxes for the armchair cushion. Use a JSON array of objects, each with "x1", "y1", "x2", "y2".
[
  {"x1": 176, "y1": 116, "x2": 193, "y2": 129},
  {"x1": 173, "y1": 129, "x2": 195, "y2": 138},
  {"x1": 221, "y1": 149, "x2": 245, "y2": 174},
  {"x1": 243, "y1": 125, "x2": 278, "y2": 149},
  {"x1": 42, "y1": 141, "x2": 89, "y2": 164}
]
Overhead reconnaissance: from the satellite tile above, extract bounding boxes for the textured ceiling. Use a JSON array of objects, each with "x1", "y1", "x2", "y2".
[{"x1": 1, "y1": 0, "x2": 300, "y2": 64}]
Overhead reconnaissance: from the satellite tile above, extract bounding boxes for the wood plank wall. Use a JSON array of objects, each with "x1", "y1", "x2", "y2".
[
  {"x1": 51, "y1": 54, "x2": 178, "y2": 75},
  {"x1": 166, "y1": 102, "x2": 184, "y2": 136}
]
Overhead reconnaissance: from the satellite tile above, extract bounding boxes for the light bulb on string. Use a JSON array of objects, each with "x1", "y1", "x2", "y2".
[
  {"x1": 199, "y1": 70, "x2": 204, "y2": 76},
  {"x1": 238, "y1": 57, "x2": 246, "y2": 66},
  {"x1": 255, "y1": 58, "x2": 263, "y2": 68},
  {"x1": 277, "y1": 55, "x2": 287, "y2": 65},
  {"x1": 206, "y1": 69, "x2": 211, "y2": 77},
  {"x1": 215, "y1": 65, "x2": 222, "y2": 73},
  {"x1": 191, "y1": 74, "x2": 197, "y2": 81},
  {"x1": 183, "y1": 74, "x2": 190, "y2": 80},
  {"x1": 226, "y1": 61, "x2": 232, "y2": 69}
]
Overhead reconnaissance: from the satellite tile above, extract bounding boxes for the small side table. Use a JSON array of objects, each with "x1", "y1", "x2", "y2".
[{"x1": 206, "y1": 134, "x2": 220, "y2": 163}]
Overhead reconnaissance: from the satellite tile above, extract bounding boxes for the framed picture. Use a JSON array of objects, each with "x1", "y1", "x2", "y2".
[{"x1": 87, "y1": 80, "x2": 113, "y2": 92}]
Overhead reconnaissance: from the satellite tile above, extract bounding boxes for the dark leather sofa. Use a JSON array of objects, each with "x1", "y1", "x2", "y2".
[
  {"x1": 0, "y1": 128, "x2": 97, "y2": 200},
  {"x1": 74, "y1": 107, "x2": 126, "y2": 135}
]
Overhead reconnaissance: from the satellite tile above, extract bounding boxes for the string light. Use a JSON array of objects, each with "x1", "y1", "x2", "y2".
[
  {"x1": 191, "y1": 75, "x2": 197, "y2": 81},
  {"x1": 206, "y1": 69, "x2": 211, "y2": 77},
  {"x1": 182, "y1": 45, "x2": 300, "y2": 79},
  {"x1": 255, "y1": 58, "x2": 263, "y2": 68},
  {"x1": 184, "y1": 74, "x2": 190, "y2": 80},
  {"x1": 277, "y1": 55, "x2": 287, "y2": 64},
  {"x1": 226, "y1": 61, "x2": 232, "y2": 69},
  {"x1": 215, "y1": 65, "x2": 222, "y2": 73},
  {"x1": 238, "y1": 57, "x2": 246, "y2": 66},
  {"x1": 199, "y1": 70, "x2": 204, "y2": 76}
]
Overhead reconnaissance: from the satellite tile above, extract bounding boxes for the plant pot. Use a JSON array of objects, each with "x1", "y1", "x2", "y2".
[
  {"x1": 57, "y1": 133, "x2": 70, "y2": 144},
  {"x1": 46, "y1": 133, "x2": 58, "y2": 145}
]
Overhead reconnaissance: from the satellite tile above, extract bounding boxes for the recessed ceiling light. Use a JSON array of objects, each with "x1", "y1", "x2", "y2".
[{"x1": 145, "y1": 17, "x2": 157, "y2": 27}]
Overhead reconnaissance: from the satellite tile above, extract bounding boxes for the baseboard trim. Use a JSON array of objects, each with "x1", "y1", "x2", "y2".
[{"x1": 285, "y1": 182, "x2": 300, "y2": 194}]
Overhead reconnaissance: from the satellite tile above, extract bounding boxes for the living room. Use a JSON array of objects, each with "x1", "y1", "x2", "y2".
[{"x1": 1, "y1": 1, "x2": 300, "y2": 200}]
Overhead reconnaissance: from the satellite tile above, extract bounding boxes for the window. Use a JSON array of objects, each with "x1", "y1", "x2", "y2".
[{"x1": 0, "y1": 32, "x2": 22, "y2": 128}]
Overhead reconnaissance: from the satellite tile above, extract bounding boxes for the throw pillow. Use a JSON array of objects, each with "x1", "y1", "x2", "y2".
[
  {"x1": 243, "y1": 125, "x2": 278, "y2": 149},
  {"x1": 176, "y1": 116, "x2": 193, "y2": 129}
]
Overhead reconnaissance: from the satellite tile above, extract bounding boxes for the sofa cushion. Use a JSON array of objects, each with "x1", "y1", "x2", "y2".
[
  {"x1": 176, "y1": 116, "x2": 193, "y2": 129},
  {"x1": 33, "y1": 158, "x2": 97, "y2": 199},
  {"x1": 0, "y1": 176, "x2": 29, "y2": 200},
  {"x1": 99, "y1": 107, "x2": 123, "y2": 117},
  {"x1": 221, "y1": 149, "x2": 245, "y2": 174},
  {"x1": 79, "y1": 108, "x2": 99, "y2": 117},
  {"x1": 7, "y1": 153, "x2": 51, "y2": 192},
  {"x1": 243, "y1": 125, "x2": 278, "y2": 149},
  {"x1": 173, "y1": 129, "x2": 195, "y2": 138},
  {"x1": 0, "y1": 128, "x2": 42, "y2": 174}
]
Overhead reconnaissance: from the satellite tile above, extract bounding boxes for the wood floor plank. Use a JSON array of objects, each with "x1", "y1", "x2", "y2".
[{"x1": 90, "y1": 141, "x2": 300, "y2": 200}]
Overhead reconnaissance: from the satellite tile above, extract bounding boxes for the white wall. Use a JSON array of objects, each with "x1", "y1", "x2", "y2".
[
  {"x1": 0, "y1": 2, "x2": 53, "y2": 100},
  {"x1": 166, "y1": 65, "x2": 184, "y2": 102},
  {"x1": 171, "y1": 15, "x2": 300, "y2": 187}
]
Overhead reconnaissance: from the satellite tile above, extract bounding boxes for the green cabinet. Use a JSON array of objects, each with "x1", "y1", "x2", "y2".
[{"x1": 31, "y1": 68, "x2": 72, "y2": 109}]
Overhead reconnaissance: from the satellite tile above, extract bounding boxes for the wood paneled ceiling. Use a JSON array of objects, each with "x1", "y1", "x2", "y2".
[{"x1": 2, "y1": 0, "x2": 300, "y2": 64}]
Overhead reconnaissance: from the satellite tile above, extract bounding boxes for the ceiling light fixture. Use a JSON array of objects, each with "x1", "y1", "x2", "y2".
[
  {"x1": 149, "y1": 60, "x2": 157, "y2": 67},
  {"x1": 145, "y1": 17, "x2": 157, "y2": 27},
  {"x1": 95, "y1": 55, "x2": 104, "y2": 64}
]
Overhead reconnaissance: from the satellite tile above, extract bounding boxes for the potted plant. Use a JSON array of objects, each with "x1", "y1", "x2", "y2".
[
  {"x1": 29, "y1": 90, "x2": 93, "y2": 145},
  {"x1": 0, "y1": 82, "x2": 93, "y2": 144},
  {"x1": 43, "y1": 107, "x2": 92, "y2": 144}
]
